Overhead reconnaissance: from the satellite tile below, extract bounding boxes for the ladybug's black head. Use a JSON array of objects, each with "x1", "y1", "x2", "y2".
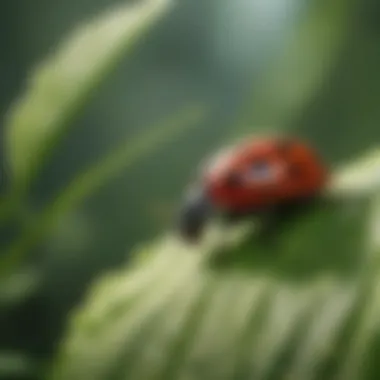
[{"x1": 178, "y1": 186, "x2": 213, "y2": 243}]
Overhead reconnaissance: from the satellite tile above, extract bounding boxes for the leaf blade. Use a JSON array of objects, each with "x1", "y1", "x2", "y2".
[{"x1": 5, "y1": 0, "x2": 172, "y2": 190}]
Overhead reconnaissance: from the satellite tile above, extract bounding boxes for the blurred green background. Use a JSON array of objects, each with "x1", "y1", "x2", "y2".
[{"x1": 0, "y1": 0, "x2": 380, "y2": 379}]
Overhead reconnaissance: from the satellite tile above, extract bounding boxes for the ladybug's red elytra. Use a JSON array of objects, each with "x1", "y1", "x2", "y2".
[{"x1": 178, "y1": 135, "x2": 329, "y2": 242}]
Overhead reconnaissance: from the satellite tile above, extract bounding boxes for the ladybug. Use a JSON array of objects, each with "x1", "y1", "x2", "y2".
[{"x1": 178, "y1": 135, "x2": 329, "y2": 243}]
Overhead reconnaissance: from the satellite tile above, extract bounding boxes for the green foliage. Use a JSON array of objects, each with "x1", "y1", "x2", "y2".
[
  {"x1": 0, "y1": 268, "x2": 41, "y2": 311},
  {"x1": 0, "y1": 352, "x2": 36, "y2": 379},
  {"x1": 5, "y1": 0, "x2": 172, "y2": 192}
]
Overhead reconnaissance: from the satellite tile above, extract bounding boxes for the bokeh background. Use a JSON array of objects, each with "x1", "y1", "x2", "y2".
[{"x1": 1, "y1": 0, "x2": 380, "y2": 379}]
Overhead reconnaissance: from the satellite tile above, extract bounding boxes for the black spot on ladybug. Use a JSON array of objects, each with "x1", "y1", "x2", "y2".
[{"x1": 225, "y1": 172, "x2": 241, "y2": 187}]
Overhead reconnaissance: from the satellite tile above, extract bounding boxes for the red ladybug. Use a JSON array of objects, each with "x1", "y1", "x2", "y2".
[{"x1": 178, "y1": 135, "x2": 329, "y2": 242}]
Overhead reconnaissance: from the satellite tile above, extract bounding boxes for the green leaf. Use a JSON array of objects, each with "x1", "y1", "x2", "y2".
[
  {"x1": 0, "y1": 105, "x2": 205, "y2": 279},
  {"x1": 326, "y1": 148, "x2": 380, "y2": 200},
  {"x1": 49, "y1": 148, "x2": 380, "y2": 380},
  {"x1": 4, "y1": 0, "x2": 172, "y2": 191}
]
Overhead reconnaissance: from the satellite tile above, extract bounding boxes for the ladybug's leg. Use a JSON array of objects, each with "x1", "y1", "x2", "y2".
[
  {"x1": 221, "y1": 210, "x2": 246, "y2": 225},
  {"x1": 257, "y1": 198, "x2": 319, "y2": 244}
]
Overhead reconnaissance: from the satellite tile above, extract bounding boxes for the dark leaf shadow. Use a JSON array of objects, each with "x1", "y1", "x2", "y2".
[{"x1": 206, "y1": 198, "x2": 370, "y2": 283}]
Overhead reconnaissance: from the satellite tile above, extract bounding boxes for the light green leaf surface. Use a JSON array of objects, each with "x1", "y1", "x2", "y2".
[
  {"x1": 5, "y1": 0, "x2": 172, "y2": 191},
  {"x1": 49, "y1": 149, "x2": 380, "y2": 380},
  {"x1": 327, "y1": 149, "x2": 380, "y2": 199}
]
